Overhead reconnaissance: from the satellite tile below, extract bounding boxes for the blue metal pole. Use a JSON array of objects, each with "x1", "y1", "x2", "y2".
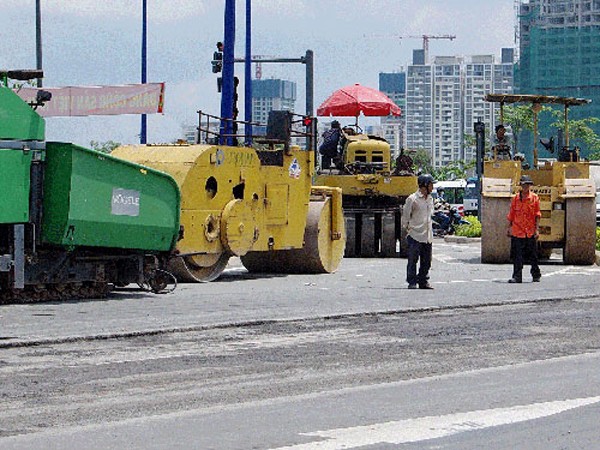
[
  {"x1": 35, "y1": 0, "x2": 43, "y2": 87},
  {"x1": 220, "y1": 0, "x2": 235, "y2": 145},
  {"x1": 244, "y1": 0, "x2": 252, "y2": 144},
  {"x1": 140, "y1": 0, "x2": 147, "y2": 144}
]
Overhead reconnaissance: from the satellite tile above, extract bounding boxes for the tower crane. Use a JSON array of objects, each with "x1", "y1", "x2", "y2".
[
  {"x1": 408, "y1": 34, "x2": 456, "y2": 62},
  {"x1": 252, "y1": 55, "x2": 277, "y2": 79},
  {"x1": 366, "y1": 34, "x2": 456, "y2": 63}
]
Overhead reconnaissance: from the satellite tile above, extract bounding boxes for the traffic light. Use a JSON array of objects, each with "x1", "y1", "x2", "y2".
[
  {"x1": 211, "y1": 56, "x2": 222, "y2": 73},
  {"x1": 212, "y1": 41, "x2": 223, "y2": 92},
  {"x1": 211, "y1": 41, "x2": 223, "y2": 74},
  {"x1": 267, "y1": 111, "x2": 292, "y2": 143},
  {"x1": 302, "y1": 116, "x2": 313, "y2": 127}
]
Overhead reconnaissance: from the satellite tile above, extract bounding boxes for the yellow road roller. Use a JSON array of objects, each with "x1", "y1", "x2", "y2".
[
  {"x1": 315, "y1": 128, "x2": 418, "y2": 257},
  {"x1": 481, "y1": 94, "x2": 596, "y2": 265},
  {"x1": 113, "y1": 111, "x2": 345, "y2": 281}
]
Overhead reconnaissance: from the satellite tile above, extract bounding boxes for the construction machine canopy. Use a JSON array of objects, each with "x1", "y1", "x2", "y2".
[
  {"x1": 485, "y1": 93, "x2": 592, "y2": 168},
  {"x1": 485, "y1": 94, "x2": 591, "y2": 106}
]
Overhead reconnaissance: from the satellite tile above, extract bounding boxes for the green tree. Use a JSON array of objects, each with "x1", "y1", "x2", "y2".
[
  {"x1": 7, "y1": 79, "x2": 37, "y2": 89},
  {"x1": 411, "y1": 148, "x2": 433, "y2": 174},
  {"x1": 500, "y1": 104, "x2": 600, "y2": 159},
  {"x1": 90, "y1": 140, "x2": 120, "y2": 154},
  {"x1": 431, "y1": 160, "x2": 475, "y2": 181},
  {"x1": 549, "y1": 110, "x2": 600, "y2": 159},
  {"x1": 409, "y1": 148, "x2": 475, "y2": 180},
  {"x1": 463, "y1": 131, "x2": 490, "y2": 153},
  {"x1": 500, "y1": 104, "x2": 551, "y2": 154},
  {"x1": 463, "y1": 133, "x2": 475, "y2": 150},
  {"x1": 463, "y1": 131, "x2": 488, "y2": 172}
]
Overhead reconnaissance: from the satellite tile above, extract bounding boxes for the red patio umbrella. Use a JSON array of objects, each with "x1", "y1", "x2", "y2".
[{"x1": 317, "y1": 83, "x2": 402, "y2": 119}]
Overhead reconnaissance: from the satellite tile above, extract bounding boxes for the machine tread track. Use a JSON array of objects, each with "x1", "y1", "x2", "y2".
[{"x1": 0, "y1": 282, "x2": 111, "y2": 304}]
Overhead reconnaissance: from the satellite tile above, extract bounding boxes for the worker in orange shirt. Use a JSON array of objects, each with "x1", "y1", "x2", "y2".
[{"x1": 506, "y1": 175, "x2": 542, "y2": 283}]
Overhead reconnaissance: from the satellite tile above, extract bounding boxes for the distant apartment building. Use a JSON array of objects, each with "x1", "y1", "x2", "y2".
[
  {"x1": 406, "y1": 63, "x2": 434, "y2": 157},
  {"x1": 432, "y1": 56, "x2": 464, "y2": 166},
  {"x1": 252, "y1": 79, "x2": 296, "y2": 135},
  {"x1": 182, "y1": 125, "x2": 198, "y2": 144},
  {"x1": 378, "y1": 72, "x2": 406, "y2": 157},
  {"x1": 516, "y1": 0, "x2": 600, "y2": 156},
  {"x1": 364, "y1": 124, "x2": 385, "y2": 138},
  {"x1": 177, "y1": 79, "x2": 297, "y2": 144},
  {"x1": 463, "y1": 49, "x2": 514, "y2": 161},
  {"x1": 405, "y1": 49, "x2": 514, "y2": 168}
]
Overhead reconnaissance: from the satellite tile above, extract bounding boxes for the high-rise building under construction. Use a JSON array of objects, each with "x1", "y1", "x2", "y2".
[{"x1": 516, "y1": 0, "x2": 600, "y2": 141}]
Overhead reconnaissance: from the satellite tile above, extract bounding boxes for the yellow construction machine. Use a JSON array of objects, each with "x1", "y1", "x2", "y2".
[
  {"x1": 113, "y1": 111, "x2": 345, "y2": 281},
  {"x1": 481, "y1": 94, "x2": 597, "y2": 265},
  {"x1": 315, "y1": 127, "x2": 417, "y2": 257}
]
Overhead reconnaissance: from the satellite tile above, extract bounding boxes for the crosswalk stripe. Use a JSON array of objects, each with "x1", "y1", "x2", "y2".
[{"x1": 272, "y1": 396, "x2": 600, "y2": 449}]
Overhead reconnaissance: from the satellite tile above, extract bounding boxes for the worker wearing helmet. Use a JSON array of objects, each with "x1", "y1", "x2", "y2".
[
  {"x1": 506, "y1": 175, "x2": 541, "y2": 283},
  {"x1": 401, "y1": 174, "x2": 435, "y2": 289}
]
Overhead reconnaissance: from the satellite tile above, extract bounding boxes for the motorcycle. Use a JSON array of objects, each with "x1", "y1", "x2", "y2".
[{"x1": 432, "y1": 206, "x2": 469, "y2": 236}]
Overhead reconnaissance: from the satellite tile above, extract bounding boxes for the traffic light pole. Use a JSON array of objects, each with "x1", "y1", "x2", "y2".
[
  {"x1": 234, "y1": 51, "x2": 315, "y2": 148},
  {"x1": 140, "y1": 0, "x2": 147, "y2": 144},
  {"x1": 220, "y1": 0, "x2": 236, "y2": 145},
  {"x1": 219, "y1": 2, "x2": 314, "y2": 148},
  {"x1": 305, "y1": 50, "x2": 314, "y2": 151},
  {"x1": 474, "y1": 118, "x2": 485, "y2": 220},
  {"x1": 35, "y1": 0, "x2": 43, "y2": 88},
  {"x1": 305, "y1": 50, "x2": 313, "y2": 118},
  {"x1": 233, "y1": 55, "x2": 314, "y2": 118},
  {"x1": 244, "y1": 1, "x2": 252, "y2": 144}
]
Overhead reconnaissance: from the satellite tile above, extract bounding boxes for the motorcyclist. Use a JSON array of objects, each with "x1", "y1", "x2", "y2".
[
  {"x1": 433, "y1": 197, "x2": 452, "y2": 233},
  {"x1": 432, "y1": 197, "x2": 467, "y2": 235}
]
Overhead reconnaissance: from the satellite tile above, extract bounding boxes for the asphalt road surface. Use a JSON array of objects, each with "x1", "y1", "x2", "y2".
[{"x1": 0, "y1": 239, "x2": 599, "y2": 449}]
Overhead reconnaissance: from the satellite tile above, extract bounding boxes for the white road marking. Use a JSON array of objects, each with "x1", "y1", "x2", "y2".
[
  {"x1": 434, "y1": 254, "x2": 459, "y2": 264},
  {"x1": 272, "y1": 396, "x2": 600, "y2": 449},
  {"x1": 428, "y1": 247, "x2": 599, "y2": 286},
  {"x1": 541, "y1": 267, "x2": 572, "y2": 278}
]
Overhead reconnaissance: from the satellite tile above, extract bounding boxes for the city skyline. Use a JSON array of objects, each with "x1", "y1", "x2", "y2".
[
  {"x1": 375, "y1": 50, "x2": 513, "y2": 168},
  {"x1": 1, "y1": 0, "x2": 515, "y2": 147}
]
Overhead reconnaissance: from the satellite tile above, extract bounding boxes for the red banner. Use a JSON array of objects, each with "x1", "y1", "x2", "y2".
[{"x1": 15, "y1": 83, "x2": 165, "y2": 117}]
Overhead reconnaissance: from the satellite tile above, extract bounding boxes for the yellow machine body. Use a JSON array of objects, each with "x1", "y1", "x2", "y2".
[
  {"x1": 316, "y1": 172, "x2": 417, "y2": 199},
  {"x1": 480, "y1": 93, "x2": 597, "y2": 265},
  {"x1": 481, "y1": 156, "x2": 596, "y2": 265},
  {"x1": 315, "y1": 132, "x2": 418, "y2": 257},
  {"x1": 113, "y1": 143, "x2": 346, "y2": 281}
]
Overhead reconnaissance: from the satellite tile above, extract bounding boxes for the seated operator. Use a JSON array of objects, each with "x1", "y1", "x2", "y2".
[
  {"x1": 330, "y1": 126, "x2": 357, "y2": 169},
  {"x1": 394, "y1": 148, "x2": 415, "y2": 175},
  {"x1": 342, "y1": 126, "x2": 357, "y2": 136},
  {"x1": 491, "y1": 124, "x2": 512, "y2": 161},
  {"x1": 318, "y1": 120, "x2": 342, "y2": 169}
]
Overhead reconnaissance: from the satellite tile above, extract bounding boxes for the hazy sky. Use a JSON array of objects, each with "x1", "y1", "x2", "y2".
[{"x1": 1, "y1": 0, "x2": 515, "y2": 146}]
